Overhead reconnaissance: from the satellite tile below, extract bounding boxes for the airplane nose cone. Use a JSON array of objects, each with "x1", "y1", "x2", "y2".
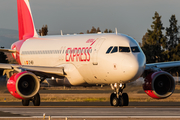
[{"x1": 121, "y1": 54, "x2": 145, "y2": 81}]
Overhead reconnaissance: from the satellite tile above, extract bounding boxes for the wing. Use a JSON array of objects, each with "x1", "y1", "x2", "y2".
[
  {"x1": 0, "y1": 63, "x2": 65, "y2": 78},
  {"x1": 0, "y1": 48, "x2": 16, "y2": 53},
  {"x1": 145, "y1": 61, "x2": 180, "y2": 71},
  {"x1": 141, "y1": 61, "x2": 180, "y2": 77}
]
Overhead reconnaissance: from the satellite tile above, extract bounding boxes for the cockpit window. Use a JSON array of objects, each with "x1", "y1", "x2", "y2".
[
  {"x1": 111, "y1": 46, "x2": 118, "y2": 53},
  {"x1": 119, "y1": 46, "x2": 130, "y2": 52},
  {"x1": 131, "y1": 46, "x2": 140, "y2": 52},
  {"x1": 106, "y1": 46, "x2": 113, "y2": 54}
]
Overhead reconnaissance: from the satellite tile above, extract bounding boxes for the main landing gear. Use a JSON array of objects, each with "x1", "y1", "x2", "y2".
[
  {"x1": 22, "y1": 93, "x2": 40, "y2": 106},
  {"x1": 110, "y1": 83, "x2": 129, "y2": 106}
]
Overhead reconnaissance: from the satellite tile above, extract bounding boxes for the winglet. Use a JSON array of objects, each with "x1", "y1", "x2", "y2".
[{"x1": 17, "y1": 0, "x2": 38, "y2": 40}]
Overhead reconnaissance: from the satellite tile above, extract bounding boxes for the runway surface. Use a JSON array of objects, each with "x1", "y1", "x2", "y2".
[
  {"x1": 0, "y1": 102, "x2": 180, "y2": 118},
  {"x1": 1, "y1": 101, "x2": 180, "y2": 107}
]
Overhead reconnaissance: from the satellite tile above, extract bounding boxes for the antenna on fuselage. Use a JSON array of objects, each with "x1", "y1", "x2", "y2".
[
  {"x1": 115, "y1": 28, "x2": 117, "y2": 35},
  {"x1": 61, "y1": 30, "x2": 63, "y2": 36}
]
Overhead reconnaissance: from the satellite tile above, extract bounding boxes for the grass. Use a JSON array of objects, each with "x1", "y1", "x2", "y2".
[
  {"x1": 1, "y1": 96, "x2": 180, "y2": 102},
  {"x1": 41, "y1": 97, "x2": 109, "y2": 102}
]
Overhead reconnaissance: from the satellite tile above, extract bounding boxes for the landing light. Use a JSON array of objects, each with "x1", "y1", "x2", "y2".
[
  {"x1": 114, "y1": 83, "x2": 117, "y2": 88},
  {"x1": 51, "y1": 77, "x2": 55, "y2": 80},
  {"x1": 120, "y1": 83, "x2": 122, "y2": 88}
]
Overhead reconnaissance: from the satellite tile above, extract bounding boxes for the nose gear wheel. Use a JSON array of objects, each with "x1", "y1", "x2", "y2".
[{"x1": 110, "y1": 83, "x2": 129, "y2": 106}]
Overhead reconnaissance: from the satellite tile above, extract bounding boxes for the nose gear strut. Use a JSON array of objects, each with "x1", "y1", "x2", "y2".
[{"x1": 110, "y1": 83, "x2": 129, "y2": 106}]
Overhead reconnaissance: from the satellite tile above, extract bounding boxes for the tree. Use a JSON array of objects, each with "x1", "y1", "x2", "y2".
[
  {"x1": 104, "y1": 29, "x2": 113, "y2": 33},
  {"x1": 0, "y1": 51, "x2": 8, "y2": 76},
  {"x1": 109, "y1": 29, "x2": 113, "y2": 33},
  {"x1": 87, "y1": 26, "x2": 102, "y2": 34},
  {"x1": 38, "y1": 29, "x2": 42, "y2": 36},
  {"x1": 166, "y1": 15, "x2": 180, "y2": 61},
  {"x1": 97, "y1": 27, "x2": 101, "y2": 32},
  {"x1": 104, "y1": 29, "x2": 108, "y2": 33},
  {"x1": 90, "y1": 26, "x2": 97, "y2": 33},
  {"x1": 87, "y1": 30, "x2": 90, "y2": 34},
  {"x1": 142, "y1": 11, "x2": 166, "y2": 63},
  {"x1": 87, "y1": 27, "x2": 113, "y2": 34},
  {"x1": 38, "y1": 25, "x2": 48, "y2": 36},
  {"x1": 142, "y1": 32, "x2": 149, "y2": 46}
]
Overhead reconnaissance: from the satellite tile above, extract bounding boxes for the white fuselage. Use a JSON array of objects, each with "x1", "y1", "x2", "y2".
[{"x1": 12, "y1": 33, "x2": 146, "y2": 85}]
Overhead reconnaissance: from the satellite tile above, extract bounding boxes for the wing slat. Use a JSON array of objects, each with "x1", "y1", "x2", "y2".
[{"x1": 145, "y1": 61, "x2": 180, "y2": 70}]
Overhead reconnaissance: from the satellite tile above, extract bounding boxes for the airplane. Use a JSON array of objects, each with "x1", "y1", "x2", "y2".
[{"x1": 0, "y1": 0, "x2": 179, "y2": 106}]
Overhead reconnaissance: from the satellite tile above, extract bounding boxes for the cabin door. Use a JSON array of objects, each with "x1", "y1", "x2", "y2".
[{"x1": 92, "y1": 38, "x2": 105, "y2": 65}]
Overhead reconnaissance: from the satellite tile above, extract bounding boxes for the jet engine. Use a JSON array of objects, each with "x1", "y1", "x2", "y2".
[
  {"x1": 7, "y1": 71, "x2": 40, "y2": 99},
  {"x1": 143, "y1": 71, "x2": 175, "y2": 99}
]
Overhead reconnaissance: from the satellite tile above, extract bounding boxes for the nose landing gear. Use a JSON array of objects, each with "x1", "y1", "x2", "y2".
[{"x1": 110, "y1": 83, "x2": 129, "y2": 106}]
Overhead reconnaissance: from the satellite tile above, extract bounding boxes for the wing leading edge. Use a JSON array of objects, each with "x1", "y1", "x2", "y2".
[
  {"x1": 0, "y1": 48, "x2": 16, "y2": 53},
  {"x1": 0, "y1": 63, "x2": 65, "y2": 78},
  {"x1": 145, "y1": 61, "x2": 180, "y2": 71}
]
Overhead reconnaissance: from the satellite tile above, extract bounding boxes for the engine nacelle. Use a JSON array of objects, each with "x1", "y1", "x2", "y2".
[
  {"x1": 143, "y1": 71, "x2": 175, "y2": 99},
  {"x1": 7, "y1": 71, "x2": 40, "y2": 99}
]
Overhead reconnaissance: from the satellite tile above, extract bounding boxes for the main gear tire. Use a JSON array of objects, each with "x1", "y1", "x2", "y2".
[
  {"x1": 22, "y1": 99, "x2": 30, "y2": 106},
  {"x1": 33, "y1": 93, "x2": 40, "y2": 106}
]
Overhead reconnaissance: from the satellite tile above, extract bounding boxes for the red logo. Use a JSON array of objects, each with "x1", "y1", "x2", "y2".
[
  {"x1": 66, "y1": 47, "x2": 92, "y2": 62},
  {"x1": 86, "y1": 39, "x2": 96, "y2": 46}
]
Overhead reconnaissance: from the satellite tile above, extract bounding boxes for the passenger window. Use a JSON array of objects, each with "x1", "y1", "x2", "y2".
[
  {"x1": 106, "y1": 46, "x2": 113, "y2": 54},
  {"x1": 119, "y1": 46, "x2": 130, "y2": 52},
  {"x1": 111, "y1": 46, "x2": 118, "y2": 53},
  {"x1": 131, "y1": 46, "x2": 140, "y2": 52}
]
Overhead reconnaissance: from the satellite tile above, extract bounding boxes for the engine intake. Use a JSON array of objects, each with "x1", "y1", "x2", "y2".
[
  {"x1": 7, "y1": 71, "x2": 40, "y2": 99},
  {"x1": 143, "y1": 71, "x2": 175, "y2": 99}
]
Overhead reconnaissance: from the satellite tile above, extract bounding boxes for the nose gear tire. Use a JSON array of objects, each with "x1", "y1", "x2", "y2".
[
  {"x1": 118, "y1": 96, "x2": 124, "y2": 106},
  {"x1": 110, "y1": 93, "x2": 119, "y2": 106},
  {"x1": 122, "y1": 93, "x2": 129, "y2": 106}
]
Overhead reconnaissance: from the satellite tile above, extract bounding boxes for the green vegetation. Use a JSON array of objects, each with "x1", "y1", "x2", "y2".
[
  {"x1": 0, "y1": 50, "x2": 8, "y2": 76},
  {"x1": 141, "y1": 12, "x2": 180, "y2": 75},
  {"x1": 86, "y1": 26, "x2": 113, "y2": 34},
  {"x1": 142, "y1": 12, "x2": 166, "y2": 63},
  {"x1": 142, "y1": 12, "x2": 180, "y2": 63},
  {"x1": 38, "y1": 25, "x2": 48, "y2": 36}
]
